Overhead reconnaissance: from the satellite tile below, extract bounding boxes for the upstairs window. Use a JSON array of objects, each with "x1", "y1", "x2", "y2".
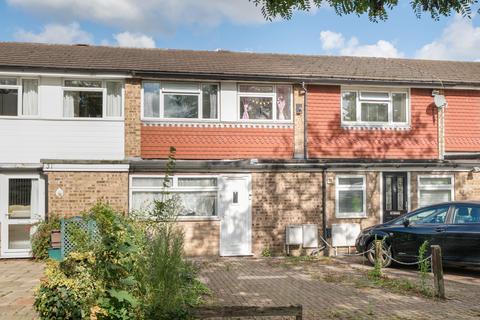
[
  {"x1": 63, "y1": 80, "x2": 123, "y2": 118},
  {"x1": 238, "y1": 84, "x2": 292, "y2": 121},
  {"x1": 0, "y1": 77, "x2": 38, "y2": 117},
  {"x1": 143, "y1": 81, "x2": 218, "y2": 120},
  {"x1": 341, "y1": 88, "x2": 409, "y2": 127}
]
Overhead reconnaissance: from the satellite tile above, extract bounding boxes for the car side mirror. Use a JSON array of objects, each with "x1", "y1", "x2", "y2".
[{"x1": 403, "y1": 218, "x2": 410, "y2": 227}]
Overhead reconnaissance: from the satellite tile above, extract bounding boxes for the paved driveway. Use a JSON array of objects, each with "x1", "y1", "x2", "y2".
[
  {"x1": 198, "y1": 257, "x2": 480, "y2": 320},
  {"x1": 1, "y1": 258, "x2": 480, "y2": 319},
  {"x1": 0, "y1": 259, "x2": 44, "y2": 320}
]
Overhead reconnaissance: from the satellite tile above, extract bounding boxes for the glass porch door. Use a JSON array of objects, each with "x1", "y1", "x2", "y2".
[{"x1": 0, "y1": 174, "x2": 45, "y2": 258}]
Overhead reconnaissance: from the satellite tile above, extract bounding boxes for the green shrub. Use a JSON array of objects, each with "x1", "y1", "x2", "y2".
[
  {"x1": 34, "y1": 253, "x2": 101, "y2": 319},
  {"x1": 31, "y1": 216, "x2": 61, "y2": 260}
]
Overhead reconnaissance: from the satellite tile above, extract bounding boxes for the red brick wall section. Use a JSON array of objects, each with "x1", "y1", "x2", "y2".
[
  {"x1": 444, "y1": 89, "x2": 480, "y2": 152},
  {"x1": 141, "y1": 125, "x2": 294, "y2": 159},
  {"x1": 307, "y1": 86, "x2": 439, "y2": 159}
]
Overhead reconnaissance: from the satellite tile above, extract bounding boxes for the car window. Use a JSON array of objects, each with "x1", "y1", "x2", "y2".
[
  {"x1": 452, "y1": 205, "x2": 480, "y2": 224},
  {"x1": 408, "y1": 205, "x2": 449, "y2": 225}
]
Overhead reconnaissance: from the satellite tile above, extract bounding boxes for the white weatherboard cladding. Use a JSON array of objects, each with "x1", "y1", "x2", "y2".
[
  {"x1": 0, "y1": 119, "x2": 124, "y2": 162},
  {"x1": 0, "y1": 76, "x2": 124, "y2": 163}
]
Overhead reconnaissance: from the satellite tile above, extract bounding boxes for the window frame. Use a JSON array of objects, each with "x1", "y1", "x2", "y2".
[
  {"x1": 237, "y1": 83, "x2": 293, "y2": 123},
  {"x1": 129, "y1": 175, "x2": 220, "y2": 220},
  {"x1": 0, "y1": 76, "x2": 40, "y2": 118},
  {"x1": 341, "y1": 87, "x2": 410, "y2": 128},
  {"x1": 417, "y1": 174, "x2": 454, "y2": 208},
  {"x1": 141, "y1": 81, "x2": 220, "y2": 121},
  {"x1": 335, "y1": 174, "x2": 367, "y2": 218},
  {"x1": 61, "y1": 79, "x2": 124, "y2": 120}
]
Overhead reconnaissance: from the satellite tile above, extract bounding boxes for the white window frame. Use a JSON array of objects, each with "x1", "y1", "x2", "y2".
[
  {"x1": 335, "y1": 174, "x2": 367, "y2": 218},
  {"x1": 129, "y1": 175, "x2": 220, "y2": 220},
  {"x1": 62, "y1": 79, "x2": 124, "y2": 119},
  {"x1": 141, "y1": 81, "x2": 220, "y2": 121},
  {"x1": 341, "y1": 86, "x2": 410, "y2": 128},
  {"x1": 0, "y1": 76, "x2": 40, "y2": 118},
  {"x1": 237, "y1": 83, "x2": 293, "y2": 123},
  {"x1": 417, "y1": 174, "x2": 454, "y2": 208}
]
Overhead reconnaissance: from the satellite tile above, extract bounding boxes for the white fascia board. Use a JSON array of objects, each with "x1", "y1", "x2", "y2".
[
  {"x1": 0, "y1": 71, "x2": 130, "y2": 79},
  {"x1": 43, "y1": 163, "x2": 130, "y2": 172}
]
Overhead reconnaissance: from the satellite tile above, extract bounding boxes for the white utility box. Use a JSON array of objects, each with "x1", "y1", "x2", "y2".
[
  {"x1": 302, "y1": 224, "x2": 318, "y2": 248},
  {"x1": 286, "y1": 225, "x2": 303, "y2": 245},
  {"x1": 332, "y1": 223, "x2": 361, "y2": 247}
]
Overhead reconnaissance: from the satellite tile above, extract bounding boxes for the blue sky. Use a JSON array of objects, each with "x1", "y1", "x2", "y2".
[{"x1": 1, "y1": 0, "x2": 479, "y2": 61}]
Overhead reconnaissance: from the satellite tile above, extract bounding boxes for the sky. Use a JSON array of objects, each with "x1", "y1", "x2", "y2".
[{"x1": 0, "y1": 0, "x2": 479, "y2": 61}]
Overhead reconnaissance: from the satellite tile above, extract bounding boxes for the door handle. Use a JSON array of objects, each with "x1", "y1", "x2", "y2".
[{"x1": 435, "y1": 227, "x2": 446, "y2": 232}]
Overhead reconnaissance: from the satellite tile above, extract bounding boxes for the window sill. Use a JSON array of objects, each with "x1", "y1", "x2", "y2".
[
  {"x1": 335, "y1": 215, "x2": 368, "y2": 219},
  {"x1": 176, "y1": 216, "x2": 220, "y2": 222},
  {"x1": 341, "y1": 123, "x2": 410, "y2": 131}
]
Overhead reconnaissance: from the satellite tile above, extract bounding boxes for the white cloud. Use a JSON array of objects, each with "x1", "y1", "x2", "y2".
[
  {"x1": 14, "y1": 22, "x2": 93, "y2": 44},
  {"x1": 319, "y1": 30, "x2": 403, "y2": 58},
  {"x1": 7, "y1": 0, "x2": 264, "y2": 35},
  {"x1": 319, "y1": 30, "x2": 345, "y2": 50},
  {"x1": 113, "y1": 32, "x2": 156, "y2": 48},
  {"x1": 416, "y1": 16, "x2": 480, "y2": 61}
]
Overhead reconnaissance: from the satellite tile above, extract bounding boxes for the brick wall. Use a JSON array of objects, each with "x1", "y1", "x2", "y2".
[
  {"x1": 180, "y1": 220, "x2": 220, "y2": 256},
  {"x1": 47, "y1": 171, "x2": 129, "y2": 217},
  {"x1": 251, "y1": 172, "x2": 323, "y2": 256},
  {"x1": 141, "y1": 125, "x2": 294, "y2": 160},
  {"x1": 125, "y1": 78, "x2": 142, "y2": 158},
  {"x1": 307, "y1": 86, "x2": 439, "y2": 159}
]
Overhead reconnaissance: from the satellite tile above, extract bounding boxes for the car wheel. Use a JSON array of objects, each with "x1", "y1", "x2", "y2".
[{"x1": 366, "y1": 240, "x2": 392, "y2": 268}]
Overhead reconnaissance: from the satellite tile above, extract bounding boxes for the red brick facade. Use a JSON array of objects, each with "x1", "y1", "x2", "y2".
[
  {"x1": 141, "y1": 125, "x2": 294, "y2": 160},
  {"x1": 307, "y1": 86, "x2": 439, "y2": 159}
]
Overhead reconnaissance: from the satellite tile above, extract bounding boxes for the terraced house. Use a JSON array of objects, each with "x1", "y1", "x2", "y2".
[{"x1": 1, "y1": 42, "x2": 480, "y2": 258}]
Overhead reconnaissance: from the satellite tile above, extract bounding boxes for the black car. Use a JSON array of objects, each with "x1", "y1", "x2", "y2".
[{"x1": 355, "y1": 201, "x2": 480, "y2": 267}]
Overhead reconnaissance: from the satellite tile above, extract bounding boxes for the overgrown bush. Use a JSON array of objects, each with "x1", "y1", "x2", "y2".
[
  {"x1": 34, "y1": 252, "x2": 101, "y2": 319},
  {"x1": 35, "y1": 148, "x2": 209, "y2": 319},
  {"x1": 31, "y1": 216, "x2": 61, "y2": 260}
]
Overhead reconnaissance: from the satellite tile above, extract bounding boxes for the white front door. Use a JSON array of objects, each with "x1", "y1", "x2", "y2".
[
  {"x1": 0, "y1": 173, "x2": 45, "y2": 258},
  {"x1": 220, "y1": 175, "x2": 252, "y2": 256}
]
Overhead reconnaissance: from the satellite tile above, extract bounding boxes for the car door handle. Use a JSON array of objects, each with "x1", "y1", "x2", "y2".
[{"x1": 435, "y1": 227, "x2": 446, "y2": 232}]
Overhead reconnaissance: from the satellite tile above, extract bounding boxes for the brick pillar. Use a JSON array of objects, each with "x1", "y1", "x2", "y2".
[
  {"x1": 293, "y1": 85, "x2": 305, "y2": 159},
  {"x1": 124, "y1": 78, "x2": 142, "y2": 158}
]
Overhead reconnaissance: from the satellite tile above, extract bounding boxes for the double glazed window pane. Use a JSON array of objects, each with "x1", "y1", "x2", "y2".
[
  {"x1": 106, "y1": 82, "x2": 122, "y2": 117},
  {"x1": 176, "y1": 192, "x2": 217, "y2": 216},
  {"x1": 276, "y1": 85, "x2": 291, "y2": 120},
  {"x1": 64, "y1": 80, "x2": 102, "y2": 88},
  {"x1": 393, "y1": 93, "x2": 406, "y2": 122},
  {"x1": 361, "y1": 102, "x2": 388, "y2": 122},
  {"x1": 178, "y1": 178, "x2": 217, "y2": 187},
  {"x1": 0, "y1": 78, "x2": 17, "y2": 85},
  {"x1": 144, "y1": 82, "x2": 160, "y2": 118},
  {"x1": 64, "y1": 91, "x2": 103, "y2": 118},
  {"x1": 342, "y1": 91, "x2": 357, "y2": 121},
  {"x1": 240, "y1": 96, "x2": 273, "y2": 120},
  {"x1": 132, "y1": 177, "x2": 172, "y2": 188},
  {"x1": 338, "y1": 177, "x2": 363, "y2": 186},
  {"x1": 164, "y1": 94, "x2": 198, "y2": 118},
  {"x1": 22, "y1": 79, "x2": 38, "y2": 116},
  {"x1": 419, "y1": 190, "x2": 451, "y2": 207},
  {"x1": 338, "y1": 190, "x2": 364, "y2": 214},
  {"x1": 8, "y1": 178, "x2": 37, "y2": 219},
  {"x1": 202, "y1": 84, "x2": 218, "y2": 119},
  {"x1": 0, "y1": 89, "x2": 18, "y2": 116},
  {"x1": 419, "y1": 177, "x2": 452, "y2": 186},
  {"x1": 239, "y1": 84, "x2": 273, "y2": 93}
]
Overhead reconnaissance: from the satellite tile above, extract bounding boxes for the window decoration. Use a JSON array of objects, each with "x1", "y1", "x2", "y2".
[
  {"x1": 130, "y1": 176, "x2": 218, "y2": 218},
  {"x1": 418, "y1": 176, "x2": 453, "y2": 207},
  {"x1": 238, "y1": 84, "x2": 292, "y2": 121},
  {"x1": 336, "y1": 175, "x2": 366, "y2": 218},
  {"x1": 63, "y1": 80, "x2": 122, "y2": 118},
  {"x1": 341, "y1": 88, "x2": 409, "y2": 127},
  {"x1": 142, "y1": 81, "x2": 218, "y2": 120}
]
